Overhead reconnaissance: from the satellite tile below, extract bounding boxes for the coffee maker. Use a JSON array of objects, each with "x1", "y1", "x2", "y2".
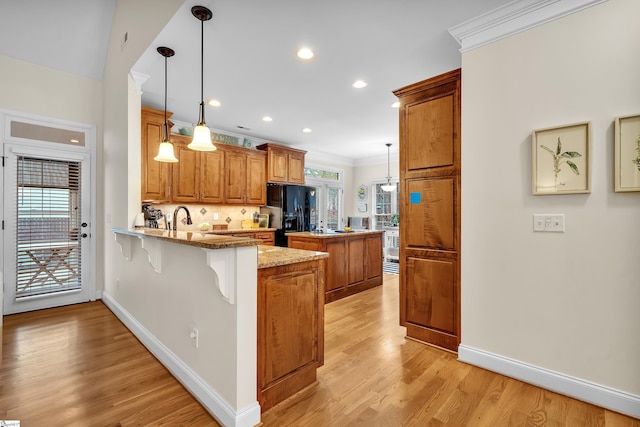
[{"x1": 142, "y1": 204, "x2": 165, "y2": 228}]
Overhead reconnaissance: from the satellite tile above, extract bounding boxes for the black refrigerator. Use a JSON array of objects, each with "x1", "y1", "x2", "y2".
[{"x1": 261, "y1": 183, "x2": 317, "y2": 247}]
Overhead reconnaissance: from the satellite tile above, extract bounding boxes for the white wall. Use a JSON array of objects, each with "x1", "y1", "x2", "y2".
[
  {"x1": 461, "y1": 0, "x2": 640, "y2": 401},
  {"x1": 0, "y1": 55, "x2": 103, "y2": 316},
  {"x1": 351, "y1": 159, "x2": 399, "y2": 218},
  {"x1": 0, "y1": 55, "x2": 102, "y2": 125},
  {"x1": 102, "y1": 0, "x2": 182, "y2": 295}
]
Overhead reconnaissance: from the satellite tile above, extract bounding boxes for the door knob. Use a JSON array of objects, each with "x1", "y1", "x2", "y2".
[
  {"x1": 81, "y1": 233, "x2": 88, "y2": 238},
  {"x1": 81, "y1": 222, "x2": 88, "y2": 227}
]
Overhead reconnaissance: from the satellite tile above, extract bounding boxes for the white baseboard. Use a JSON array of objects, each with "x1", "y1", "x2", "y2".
[
  {"x1": 101, "y1": 293, "x2": 261, "y2": 427},
  {"x1": 458, "y1": 344, "x2": 640, "y2": 419}
]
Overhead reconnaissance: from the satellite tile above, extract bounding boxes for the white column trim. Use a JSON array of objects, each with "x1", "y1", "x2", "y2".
[
  {"x1": 458, "y1": 344, "x2": 640, "y2": 419},
  {"x1": 448, "y1": 0, "x2": 608, "y2": 52},
  {"x1": 129, "y1": 71, "x2": 150, "y2": 95}
]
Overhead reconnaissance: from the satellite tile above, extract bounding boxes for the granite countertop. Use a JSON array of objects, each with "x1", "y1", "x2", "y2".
[
  {"x1": 286, "y1": 230, "x2": 385, "y2": 239},
  {"x1": 112, "y1": 228, "x2": 260, "y2": 250},
  {"x1": 257, "y1": 245, "x2": 329, "y2": 269}
]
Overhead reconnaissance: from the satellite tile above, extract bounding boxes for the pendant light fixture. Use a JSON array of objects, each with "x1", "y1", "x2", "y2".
[
  {"x1": 188, "y1": 5, "x2": 216, "y2": 152},
  {"x1": 381, "y1": 143, "x2": 395, "y2": 192},
  {"x1": 154, "y1": 46, "x2": 179, "y2": 163}
]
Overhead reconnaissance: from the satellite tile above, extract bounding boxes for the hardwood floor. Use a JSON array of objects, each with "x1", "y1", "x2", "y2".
[
  {"x1": 0, "y1": 301, "x2": 219, "y2": 426},
  {"x1": 1, "y1": 275, "x2": 638, "y2": 426}
]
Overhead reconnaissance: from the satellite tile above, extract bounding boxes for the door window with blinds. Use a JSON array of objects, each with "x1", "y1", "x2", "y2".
[{"x1": 15, "y1": 156, "x2": 82, "y2": 298}]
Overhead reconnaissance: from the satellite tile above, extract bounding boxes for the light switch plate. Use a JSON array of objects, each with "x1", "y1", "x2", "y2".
[{"x1": 533, "y1": 214, "x2": 565, "y2": 232}]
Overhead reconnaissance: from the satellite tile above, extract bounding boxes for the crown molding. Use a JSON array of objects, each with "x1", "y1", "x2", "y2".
[{"x1": 448, "y1": 0, "x2": 607, "y2": 53}]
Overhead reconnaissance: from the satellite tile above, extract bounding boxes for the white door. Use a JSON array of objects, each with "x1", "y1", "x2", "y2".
[{"x1": 3, "y1": 144, "x2": 93, "y2": 314}]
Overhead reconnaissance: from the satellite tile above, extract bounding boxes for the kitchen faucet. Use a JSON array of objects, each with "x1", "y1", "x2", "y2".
[{"x1": 172, "y1": 206, "x2": 192, "y2": 231}]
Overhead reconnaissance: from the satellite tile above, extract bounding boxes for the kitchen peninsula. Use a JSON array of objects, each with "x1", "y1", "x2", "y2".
[
  {"x1": 288, "y1": 230, "x2": 384, "y2": 303},
  {"x1": 107, "y1": 228, "x2": 327, "y2": 427}
]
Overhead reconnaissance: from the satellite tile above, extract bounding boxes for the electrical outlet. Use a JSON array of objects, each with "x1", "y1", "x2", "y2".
[
  {"x1": 190, "y1": 328, "x2": 199, "y2": 348},
  {"x1": 213, "y1": 213, "x2": 219, "y2": 220},
  {"x1": 533, "y1": 214, "x2": 565, "y2": 232}
]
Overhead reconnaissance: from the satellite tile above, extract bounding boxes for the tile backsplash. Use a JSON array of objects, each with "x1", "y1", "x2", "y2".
[{"x1": 144, "y1": 204, "x2": 262, "y2": 231}]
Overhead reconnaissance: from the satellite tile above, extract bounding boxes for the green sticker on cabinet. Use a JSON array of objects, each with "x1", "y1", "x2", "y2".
[{"x1": 410, "y1": 192, "x2": 421, "y2": 204}]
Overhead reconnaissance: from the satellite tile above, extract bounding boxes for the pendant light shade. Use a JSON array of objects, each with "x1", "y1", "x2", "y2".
[
  {"x1": 154, "y1": 46, "x2": 178, "y2": 163},
  {"x1": 381, "y1": 143, "x2": 395, "y2": 192},
  {"x1": 188, "y1": 6, "x2": 216, "y2": 152}
]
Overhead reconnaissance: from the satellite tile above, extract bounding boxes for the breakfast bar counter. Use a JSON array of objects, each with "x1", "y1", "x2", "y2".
[{"x1": 109, "y1": 228, "x2": 329, "y2": 419}]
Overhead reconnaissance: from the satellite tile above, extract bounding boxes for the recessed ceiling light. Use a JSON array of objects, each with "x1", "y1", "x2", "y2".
[
  {"x1": 391, "y1": 101, "x2": 400, "y2": 108},
  {"x1": 302, "y1": 128, "x2": 312, "y2": 133},
  {"x1": 352, "y1": 80, "x2": 367, "y2": 88},
  {"x1": 297, "y1": 47, "x2": 314, "y2": 59},
  {"x1": 262, "y1": 116, "x2": 273, "y2": 122},
  {"x1": 70, "y1": 139, "x2": 79, "y2": 143},
  {"x1": 208, "y1": 99, "x2": 221, "y2": 107}
]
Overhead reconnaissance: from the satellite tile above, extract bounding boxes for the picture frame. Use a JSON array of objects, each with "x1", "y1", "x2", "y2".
[
  {"x1": 614, "y1": 113, "x2": 640, "y2": 192},
  {"x1": 532, "y1": 121, "x2": 591, "y2": 195},
  {"x1": 357, "y1": 184, "x2": 367, "y2": 201},
  {"x1": 357, "y1": 203, "x2": 367, "y2": 212}
]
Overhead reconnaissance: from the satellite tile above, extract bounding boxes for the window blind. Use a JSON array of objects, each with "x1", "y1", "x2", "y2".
[{"x1": 15, "y1": 156, "x2": 82, "y2": 298}]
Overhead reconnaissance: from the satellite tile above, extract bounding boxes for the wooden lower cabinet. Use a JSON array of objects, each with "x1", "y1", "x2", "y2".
[
  {"x1": 404, "y1": 255, "x2": 458, "y2": 351},
  {"x1": 287, "y1": 232, "x2": 383, "y2": 303},
  {"x1": 257, "y1": 258, "x2": 325, "y2": 412}
]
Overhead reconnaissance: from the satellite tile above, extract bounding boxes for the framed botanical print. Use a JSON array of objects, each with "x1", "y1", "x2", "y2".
[
  {"x1": 532, "y1": 122, "x2": 591, "y2": 195},
  {"x1": 614, "y1": 114, "x2": 640, "y2": 192}
]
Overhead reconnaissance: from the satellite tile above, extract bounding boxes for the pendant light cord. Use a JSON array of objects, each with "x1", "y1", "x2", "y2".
[
  {"x1": 163, "y1": 54, "x2": 169, "y2": 140},
  {"x1": 198, "y1": 17, "x2": 205, "y2": 126}
]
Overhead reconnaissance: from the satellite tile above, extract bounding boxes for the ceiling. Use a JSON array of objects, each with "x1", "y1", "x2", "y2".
[{"x1": 0, "y1": 0, "x2": 512, "y2": 163}]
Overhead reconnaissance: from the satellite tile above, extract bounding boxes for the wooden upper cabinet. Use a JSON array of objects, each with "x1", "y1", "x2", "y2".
[
  {"x1": 172, "y1": 138, "x2": 200, "y2": 203},
  {"x1": 246, "y1": 151, "x2": 267, "y2": 205},
  {"x1": 225, "y1": 150, "x2": 247, "y2": 204},
  {"x1": 225, "y1": 148, "x2": 267, "y2": 205},
  {"x1": 141, "y1": 106, "x2": 267, "y2": 205},
  {"x1": 288, "y1": 150, "x2": 306, "y2": 184},
  {"x1": 200, "y1": 150, "x2": 225, "y2": 204},
  {"x1": 257, "y1": 143, "x2": 306, "y2": 184},
  {"x1": 141, "y1": 107, "x2": 171, "y2": 201}
]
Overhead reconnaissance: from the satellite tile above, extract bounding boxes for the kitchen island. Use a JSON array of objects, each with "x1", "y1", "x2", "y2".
[
  {"x1": 108, "y1": 228, "x2": 327, "y2": 426},
  {"x1": 287, "y1": 230, "x2": 384, "y2": 303}
]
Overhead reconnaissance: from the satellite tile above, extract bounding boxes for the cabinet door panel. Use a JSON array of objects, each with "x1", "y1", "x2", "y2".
[
  {"x1": 348, "y1": 238, "x2": 364, "y2": 285},
  {"x1": 288, "y1": 152, "x2": 305, "y2": 184},
  {"x1": 200, "y1": 150, "x2": 225, "y2": 204},
  {"x1": 172, "y1": 142, "x2": 199, "y2": 202},
  {"x1": 247, "y1": 153, "x2": 266, "y2": 205},
  {"x1": 325, "y1": 241, "x2": 347, "y2": 291},
  {"x1": 405, "y1": 257, "x2": 455, "y2": 334},
  {"x1": 261, "y1": 270, "x2": 317, "y2": 385},
  {"x1": 406, "y1": 93, "x2": 455, "y2": 171},
  {"x1": 405, "y1": 178, "x2": 455, "y2": 250},
  {"x1": 225, "y1": 151, "x2": 247, "y2": 204},
  {"x1": 365, "y1": 236, "x2": 382, "y2": 280},
  {"x1": 268, "y1": 149, "x2": 288, "y2": 183},
  {"x1": 141, "y1": 115, "x2": 169, "y2": 201}
]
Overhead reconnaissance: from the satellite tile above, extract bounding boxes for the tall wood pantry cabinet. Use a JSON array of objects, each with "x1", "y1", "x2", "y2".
[{"x1": 393, "y1": 69, "x2": 461, "y2": 352}]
